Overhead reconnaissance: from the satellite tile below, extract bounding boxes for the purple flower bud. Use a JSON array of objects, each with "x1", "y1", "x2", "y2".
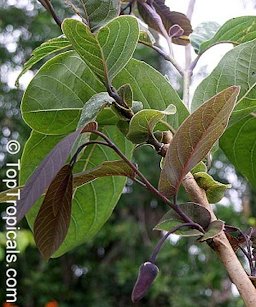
[
  {"x1": 169, "y1": 24, "x2": 184, "y2": 38},
  {"x1": 131, "y1": 261, "x2": 159, "y2": 303}
]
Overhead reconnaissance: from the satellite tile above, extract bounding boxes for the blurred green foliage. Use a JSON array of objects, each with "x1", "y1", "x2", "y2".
[{"x1": 0, "y1": 1, "x2": 251, "y2": 306}]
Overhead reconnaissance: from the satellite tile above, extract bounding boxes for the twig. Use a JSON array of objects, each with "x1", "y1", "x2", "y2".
[
  {"x1": 90, "y1": 130, "x2": 205, "y2": 234},
  {"x1": 38, "y1": 0, "x2": 62, "y2": 28},
  {"x1": 182, "y1": 0, "x2": 197, "y2": 110},
  {"x1": 182, "y1": 172, "x2": 256, "y2": 305},
  {"x1": 149, "y1": 223, "x2": 195, "y2": 263},
  {"x1": 186, "y1": 0, "x2": 197, "y2": 19},
  {"x1": 70, "y1": 140, "x2": 109, "y2": 166},
  {"x1": 107, "y1": 84, "x2": 134, "y2": 119},
  {"x1": 139, "y1": 41, "x2": 184, "y2": 76}
]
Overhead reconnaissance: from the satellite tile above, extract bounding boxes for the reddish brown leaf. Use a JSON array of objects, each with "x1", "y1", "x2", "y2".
[
  {"x1": 73, "y1": 160, "x2": 137, "y2": 188},
  {"x1": 81, "y1": 121, "x2": 98, "y2": 133},
  {"x1": 17, "y1": 122, "x2": 97, "y2": 222},
  {"x1": 158, "y1": 86, "x2": 240, "y2": 198},
  {"x1": 154, "y1": 0, "x2": 192, "y2": 45},
  {"x1": 138, "y1": 0, "x2": 192, "y2": 45},
  {"x1": 34, "y1": 164, "x2": 73, "y2": 260},
  {"x1": 17, "y1": 129, "x2": 80, "y2": 222},
  {"x1": 225, "y1": 233, "x2": 241, "y2": 252}
]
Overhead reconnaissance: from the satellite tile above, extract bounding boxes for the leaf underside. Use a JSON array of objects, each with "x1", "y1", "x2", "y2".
[
  {"x1": 34, "y1": 165, "x2": 73, "y2": 260},
  {"x1": 158, "y1": 86, "x2": 239, "y2": 198}
]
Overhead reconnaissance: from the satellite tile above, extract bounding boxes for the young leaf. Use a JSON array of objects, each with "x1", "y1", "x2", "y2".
[
  {"x1": 225, "y1": 232, "x2": 243, "y2": 252},
  {"x1": 77, "y1": 93, "x2": 114, "y2": 128},
  {"x1": 16, "y1": 36, "x2": 72, "y2": 87},
  {"x1": 62, "y1": 16, "x2": 139, "y2": 82},
  {"x1": 190, "y1": 22, "x2": 220, "y2": 54},
  {"x1": 154, "y1": 203, "x2": 211, "y2": 236},
  {"x1": 17, "y1": 123, "x2": 97, "y2": 222},
  {"x1": 158, "y1": 86, "x2": 240, "y2": 198},
  {"x1": 113, "y1": 59, "x2": 189, "y2": 129},
  {"x1": 72, "y1": 0, "x2": 120, "y2": 31},
  {"x1": 139, "y1": 30, "x2": 156, "y2": 46},
  {"x1": 21, "y1": 50, "x2": 105, "y2": 135},
  {"x1": 199, "y1": 220, "x2": 225, "y2": 242},
  {"x1": 16, "y1": 129, "x2": 80, "y2": 222},
  {"x1": 131, "y1": 101, "x2": 144, "y2": 114},
  {"x1": 220, "y1": 114, "x2": 256, "y2": 188},
  {"x1": 117, "y1": 84, "x2": 133, "y2": 108},
  {"x1": 126, "y1": 105, "x2": 176, "y2": 144},
  {"x1": 0, "y1": 159, "x2": 134, "y2": 202},
  {"x1": 73, "y1": 160, "x2": 136, "y2": 188},
  {"x1": 199, "y1": 16, "x2": 256, "y2": 55},
  {"x1": 193, "y1": 172, "x2": 231, "y2": 203},
  {"x1": 191, "y1": 161, "x2": 208, "y2": 174},
  {"x1": 153, "y1": 0, "x2": 192, "y2": 45},
  {"x1": 34, "y1": 164, "x2": 73, "y2": 260},
  {"x1": 137, "y1": 0, "x2": 192, "y2": 45},
  {"x1": 191, "y1": 38, "x2": 256, "y2": 188}
]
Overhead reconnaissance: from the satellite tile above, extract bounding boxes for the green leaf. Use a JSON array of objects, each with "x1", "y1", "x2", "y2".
[
  {"x1": 192, "y1": 39, "x2": 256, "y2": 112},
  {"x1": 126, "y1": 105, "x2": 176, "y2": 144},
  {"x1": 199, "y1": 16, "x2": 256, "y2": 55},
  {"x1": 62, "y1": 18, "x2": 105, "y2": 82},
  {"x1": 190, "y1": 21, "x2": 220, "y2": 54},
  {"x1": 73, "y1": 92, "x2": 114, "y2": 155},
  {"x1": 22, "y1": 53, "x2": 188, "y2": 137},
  {"x1": 191, "y1": 162, "x2": 207, "y2": 174},
  {"x1": 158, "y1": 86, "x2": 239, "y2": 198},
  {"x1": 113, "y1": 59, "x2": 189, "y2": 129},
  {"x1": 193, "y1": 172, "x2": 231, "y2": 203},
  {"x1": 220, "y1": 114, "x2": 256, "y2": 188},
  {"x1": 199, "y1": 220, "x2": 225, "y2": 242},
  {"x1": 97, "y1": 16, "x2": 139, "y2": 81},
  {"x1": 74, "y1": 0, "x2": 120, "y2": 31},
  {"x1": 20, "y1": 127, "x2": 133, "y2": 257},
  {"x1": 131, "y1": 101, "x2": 144, "y2": 114},
  {"x1": 0, "y1": 187, "x2": 20, "y2": 202},
  {"x1": 139, "y1": 30, "x2": 156, "y2": 46},
  {"x1": 16, "y1": 36, "x2": 72, "y2": 87},
  {"x1": 193, "y1": 39, "x2": 256, "y2": 114},
  {"x1": 21, "y1": 50, "x2": 105, "y2": 135},
  {"x1": 117, "y1": 84, "x2": 133, "y2": 108},
  {"x1": 154, "y1": 203, "x2": 211, "y2": 236},
  {"x1": 62, "y1": 16, "x2": 139, "y2": 82},
  {"x1": 77, "y1": 92, "x2": 114, "y2": 128},
  {"x1": 34, "y1": 164, "x2": 73, "y2": 260}
]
